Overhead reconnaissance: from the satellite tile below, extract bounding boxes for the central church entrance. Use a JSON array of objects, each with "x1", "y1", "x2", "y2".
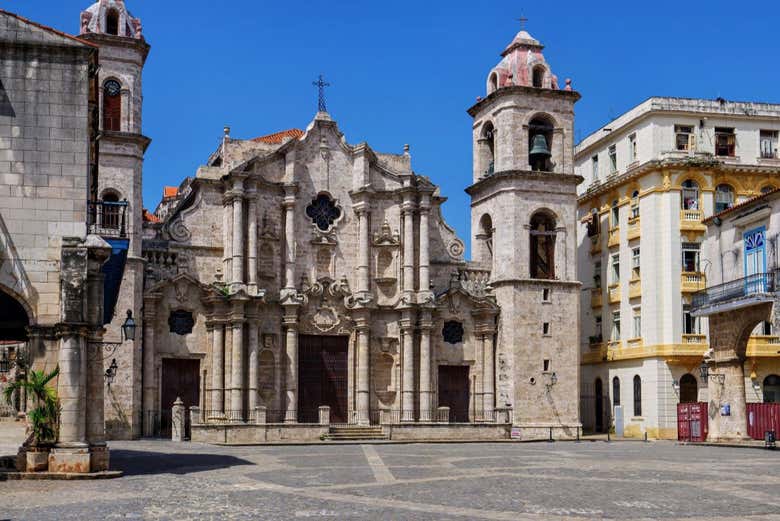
[
  {"x1": 438, "y1": 366, "x2": 470, "y2": 422},
  {"x1": 298, "y1": 335, "x2": 348, "y2": 424}
]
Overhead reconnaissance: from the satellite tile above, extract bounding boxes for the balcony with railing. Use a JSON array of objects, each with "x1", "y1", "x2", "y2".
[
  {"x1": 590, "y1": 288, "x2": 603, "y2": 308},
  {"x1": 747, "y1": 335, "x2": 780, "y2": 357},
  {"x1": 691, "y1": 270, "x2": 778, "y2": 316},
  {"x1": 682, "y1": 334, "x2": 707, "y2": 345},
  {"x1": 681, "y1": 272, "x2": 706, "y2": 293},
  {"x1": 88, "y1": 200, "x2": 128, "y2": 238},
  {"x1": 679, "y1": 209, "x2": 706, "y2": 232}
]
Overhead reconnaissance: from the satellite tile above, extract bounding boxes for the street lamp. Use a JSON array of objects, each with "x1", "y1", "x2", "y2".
[
  {"x1": 104, "y1": 358, "x2": 119, "y2": 386},
  {"x1": 88, "y1": 310, "x2": 136, "y2": 360}
]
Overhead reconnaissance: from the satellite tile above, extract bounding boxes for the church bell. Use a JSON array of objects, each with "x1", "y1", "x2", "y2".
[{"x1": 529, "y1": 134, "x2": 552, "y2": 158}]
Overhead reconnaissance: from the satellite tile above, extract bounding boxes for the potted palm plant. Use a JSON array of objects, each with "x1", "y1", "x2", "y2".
[{"x1": 3, "y1": 367, "x2": 60, "y2": 472}]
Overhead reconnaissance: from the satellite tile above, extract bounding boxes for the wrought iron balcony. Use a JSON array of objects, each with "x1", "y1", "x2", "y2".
[
  {"x1": 691, "y1": 270, "x2": 778, "y2": 315},
  {"x1": 88, "y1": 200, "x2": 128, "y2": 238}
]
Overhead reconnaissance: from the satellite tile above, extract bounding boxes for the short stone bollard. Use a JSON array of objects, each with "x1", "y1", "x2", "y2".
[
  {"x1": 379, "y1": 408, "x2": 391, "y2": 425},
  {"x1": 319, "y1": 406, "x2": 331, "y2": 426},
  {"x1": 255, "y1": 406, "x2": 267, "y2": 425},
  {"x1": 189, "y1": 406, "x2": 201, "y2": 426},
  {"x1": 172, "y1": 397, "x2": 185, "y2": 442},
  {"x1": 437, "y1": 406, "x2": 450, "y2": 423}
]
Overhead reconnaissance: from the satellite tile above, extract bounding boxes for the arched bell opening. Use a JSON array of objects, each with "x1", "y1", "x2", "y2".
[{"x1": 528, "y1": 116, "x2": 553, "y2": 172}]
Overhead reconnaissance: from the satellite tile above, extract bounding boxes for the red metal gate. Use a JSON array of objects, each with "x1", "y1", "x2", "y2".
[
  {"x1": 677, "y1": 402, "x2": 708, "y2": 442},
  {"x1": 747, "y1": 403, "x2": 780, "y2": 440}
]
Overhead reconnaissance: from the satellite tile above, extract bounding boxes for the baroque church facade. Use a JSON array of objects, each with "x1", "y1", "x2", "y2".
[{"x1": 10, "y1": 1, "x2": 582, "y2": 442}]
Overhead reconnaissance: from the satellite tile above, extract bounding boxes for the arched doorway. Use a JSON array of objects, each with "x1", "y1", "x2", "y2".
[
  {"x1": 595, "y1": 378, "x2": 604, "y2": 433},
  {"x1": 763, "y1": 375, "x2": 780, "y2": 403},
  {"x1": 680, "y1": 373, "x2": 698, "y2": 403},
  {"x1": 0, "y1": 289, "x2": 30, "y2": 414}
]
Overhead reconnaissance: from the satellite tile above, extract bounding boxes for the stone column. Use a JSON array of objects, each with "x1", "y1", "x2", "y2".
[
  {"x1": 223, "y1": 195, "x2": 232, "y2": 280},
  {"x1": 142, "y1": 299, "x2": 158, "y2": 435},
  {"x1": 57, "y1": 329, "x2": 87, "y2": 447},
  {"x1": 211, "y1": 322, "x2": 225, "y2": 414},
  {"x1": 483, "y1": 332, "x2": 496, "y2": 418},
  {"x1": 230, "y1": 317, "x2": 245, "y2": 420},
  {"x1": 283, "y1": 185, "x2": 297, "y2": 290},
  {"x1": 355, "y1": 317, "x2": 370, "y2": 425},
  {"x1": 356, "y1": 205, "x2": 370, "y2": 295},
  {"x1": 401, "y1": 312, "x2": 415, "y2": 422},
  {"x1": 247, "y1": 189, "x2": 258, "y2": 294},
  {"x1": 419, "y1": 313, "x2": 433, "y2": 421},
  {"x1": 231, "y1": 185, "x2": 245, "y2": 286},
  {"x1": 284, "y1": 310, "x2": 299, "y2": 423},
  {"x1": 708, "y1": 358, "x2": 751, "y2": 441},
  {"x1": 247, "y1": 317, "x2": 259, "y2": 413},
  {"x1": 418, "y1": 195, "x2": 431, "y2": 294},
  {"x1": 402, "y1": 196, "x2": 416, "y2": 295}
]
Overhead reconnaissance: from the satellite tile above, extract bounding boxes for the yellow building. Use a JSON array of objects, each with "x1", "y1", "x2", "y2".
[{"x1": 575, "y1": 97, "x2": 780, "y2": 438}]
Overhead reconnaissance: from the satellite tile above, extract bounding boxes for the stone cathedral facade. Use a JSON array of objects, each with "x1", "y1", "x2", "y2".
[{"x1": 77, "y1": 2, "x2": 582, "y2": 441}]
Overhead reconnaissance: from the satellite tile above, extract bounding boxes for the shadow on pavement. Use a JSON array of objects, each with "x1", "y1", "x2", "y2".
[{"x1": 111, "y1": 449, "x2": 255, "y2": 476}]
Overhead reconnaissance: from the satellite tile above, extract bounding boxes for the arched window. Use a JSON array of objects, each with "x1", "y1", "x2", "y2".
[
  {"x1": 630, "y1": 190, "x2": 640, "y2": 219},
  {"x1": 481, "y1": 122, "x2": 495, "y2": 176},
  {"x1": 612, "y1": 376, "x2": 621, "y2": 406},
  {"x1": 530, "y1": 211, "x2": 556, "y2": 279},
  {"x1": 594, "y1": 378, "x2": 604, "y2": 433},
  {"x1": 101, "y1": 191, "x2": 121, "y2": 230},
  {"x1": 761, "y1": 185, "x2": 776, "y2": 194},
  {"x1": 679, "y1": 373, "x2": 698, "y2": 403},
  {"x1": 488, "y1": 73, "x2": 498, "y2": 94},
  {"x1": 610, "y1": 200, "x2": 619, "y2": 229},
  {"x1": 715, "y1": 184, "x2": 734, "y2": 213},
  {"x1": 103, "y1": 79, "x2": 122, "y2": 131},
  {"x1": 763, "y1": 374, "x2": 780, "y2": 403},
  {"x1": 633, "y1": 375, "x2": 642, "y2": 416},
  {"x1": 681, "y1": 180, "x2": 699, "y2": 210},
  {"x1": 529, "y1": 116, "x2": 553, "y2": 172},
  {"x1": 478, "y1": 214, "x2": 493, "y2": 263},
  {"x1": 532, "y1": 66, "x2": 545, "y2": 88},
  {"x1": 106, "y1": 8, "x2": 119, "y2": 35}
]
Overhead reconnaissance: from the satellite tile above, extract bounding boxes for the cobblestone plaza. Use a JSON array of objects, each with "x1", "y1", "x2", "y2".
[{"x1": 2, "y1": 439, "x2": 780, "y2": 520}]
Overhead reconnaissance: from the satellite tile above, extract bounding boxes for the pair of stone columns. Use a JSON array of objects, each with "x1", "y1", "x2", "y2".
[{"x1": 208, "y1": 315, "x2": 260, "y2": 419}]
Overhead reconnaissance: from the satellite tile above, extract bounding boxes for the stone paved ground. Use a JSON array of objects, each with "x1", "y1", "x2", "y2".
[{"x1": 1, "y1": 439, "x2": 780, "y2": 520}]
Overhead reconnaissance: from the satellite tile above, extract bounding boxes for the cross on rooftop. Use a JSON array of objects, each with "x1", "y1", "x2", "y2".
[
  {"x1": 312, "y1": 74, "x2": 331, "y2": 113},
  {"x1": 517, "y1": 16, "x2": 528, "y2": 31}
]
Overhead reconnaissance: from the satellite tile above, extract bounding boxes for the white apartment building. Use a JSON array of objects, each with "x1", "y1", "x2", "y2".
[{"x1": 575, "y1": 97, "x2": 780, "y2": 438}]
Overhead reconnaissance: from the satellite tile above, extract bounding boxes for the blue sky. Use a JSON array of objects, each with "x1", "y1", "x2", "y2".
[{"x1": 8, "y1": 1, "x2": 779, "y2": 257}]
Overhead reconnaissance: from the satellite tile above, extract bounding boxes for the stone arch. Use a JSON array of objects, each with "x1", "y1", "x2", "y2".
[
  {"x1": 0, "y1": 287, "x2": 31, "y2": 341},
  {"x1": 532, "y1": 64, "x2": 546, "y2": 88},
  {"x1": 479, "y1": 121, "x2": 496, "y2": 176},
  {"x1": 529, "y1": 209, "x2": 557, "y2": 280},
  {"x1": 522, "y1": 111, "x2": 558, "y2": 129},
  {"x1": 679, "y1": 373, "x2": 698, "y2": 403},
  {"x1": 478, "y1": 213, "x2": 493, "y2": 264},
  {"x1": 673, "y1": 172, "x2": 711, "y2": 192},
  {"x1": 763, "y1": 374, "x2": 780, "y2": 403},
  {"x1": 487, "y1": 72, "x2": 498, "y2": 94},
  {"x1": 102, "y1": 77, "x2": 123, "y2": 132},
  {"x1": 106, "y1": 8, "x2": 119, "y2": 35}
]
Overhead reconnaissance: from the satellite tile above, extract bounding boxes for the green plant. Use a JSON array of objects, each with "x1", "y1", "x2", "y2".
[{"x1": 3, "y1": 367, "x2": 60, "y2": 447}]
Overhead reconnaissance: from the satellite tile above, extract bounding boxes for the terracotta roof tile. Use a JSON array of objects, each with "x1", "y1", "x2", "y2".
[
  {"x1": 143, "y1": 210, "x2": 160, "y2": 223},
  {"x1": 251, "y1": 129, "x2": 304, "y2": 144},
  {"x1": 163, "y1": 186, "x2": 179, "y2": 198}
]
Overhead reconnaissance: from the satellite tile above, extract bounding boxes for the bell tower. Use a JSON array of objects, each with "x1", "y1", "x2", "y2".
[
  {"x1": 466, "y1": 26, "x2": 583, "y2": 438},
  {"x1": 79, "y1": 0, "x2": 151, "y2": 439}
]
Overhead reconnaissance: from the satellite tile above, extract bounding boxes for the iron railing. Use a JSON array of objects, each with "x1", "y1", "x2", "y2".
[
  {"x1": 88, "y1": 199, "x2": 128, "y2": 238},
  {"x1": 691, "y1": 270, "x2": 779, "y2": 310}
]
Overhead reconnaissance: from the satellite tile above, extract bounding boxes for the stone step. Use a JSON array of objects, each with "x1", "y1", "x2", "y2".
[{"x1": 323, "y1": 435, "x2": 389, "y2": 441}]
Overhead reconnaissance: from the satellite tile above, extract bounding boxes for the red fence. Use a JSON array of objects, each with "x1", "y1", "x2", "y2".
[
  {"x1": 747, "y1": 403, "x2": 780, "y2": 440},
  {"x1": 677, "y1": 402, "x2": 708, "y2": 442}
]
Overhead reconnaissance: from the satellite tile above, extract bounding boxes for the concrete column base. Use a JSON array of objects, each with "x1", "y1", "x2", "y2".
[
  {"x1": 90, "y1": 444, "x2": 110, "y2": 472},
  {"x1": 48, "y1": 447, "x2": 91, "y2": 474}
]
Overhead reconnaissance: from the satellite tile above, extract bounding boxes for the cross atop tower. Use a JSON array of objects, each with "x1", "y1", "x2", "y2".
[
  {"x1": 517, "y1": 16, "x2": 528, "y2": 31},
  {"x1": 312, "y1": 74, "x2": 331, "y2": 113}
]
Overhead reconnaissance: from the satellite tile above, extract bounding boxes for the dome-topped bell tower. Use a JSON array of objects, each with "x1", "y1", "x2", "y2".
[
  {"x1": 466, "y1": 25, "x2": 583, "y2": 439},
  {"x1": 79, "y1": 0, "x2": 150, "y2": 440}
]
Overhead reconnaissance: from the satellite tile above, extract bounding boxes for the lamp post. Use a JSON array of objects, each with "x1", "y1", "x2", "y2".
[
  {"x1": 104, "y1": 358, "x2": 119, "y2": 386},
  {"x1": 87, "y1": 310, "x2": 137, "y2": 360}
]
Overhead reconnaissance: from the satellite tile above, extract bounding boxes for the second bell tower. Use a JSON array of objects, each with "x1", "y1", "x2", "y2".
[{"x1": 466, "y1": 27, "x2": 583, "y2": 438}]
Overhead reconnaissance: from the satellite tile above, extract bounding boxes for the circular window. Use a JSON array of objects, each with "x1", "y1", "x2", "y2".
[
  {"x1": 104, "y1": 80, "x2": 121, "y2": 97},
  {"x1": 442, "y1": 321, "x2": 464, "y2": 345},
  {"x1": 305, "y1": 194, "x2": 341, "y2": 231}
]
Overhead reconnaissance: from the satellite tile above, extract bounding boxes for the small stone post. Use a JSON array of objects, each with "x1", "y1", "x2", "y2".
[
  {"x1": 319, "y1": 406, "x2": 331, "y2": 426},
  {"x1": 437, "y1": 406, "x2": 450, "y2": 424},
  {"x1": 171, "y1": 397, "x2": 185, "y2": 442},
  {"x1": 189, "y1": 406, "x2": 201, "y2": 426},
  {"x1": 255, "y1": 406, "x2": 267, "y2": 425},
  {"x1": 379, "y1": 408, "x2": 391, "y2": 425}
]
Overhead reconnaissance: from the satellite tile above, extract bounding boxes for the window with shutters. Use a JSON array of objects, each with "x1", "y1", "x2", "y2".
[
  {"x1": 760, "y1": 130, "x2": 778, "y2": 159},
  {"x1": 631, "y1": 247, "x2": 640, "y2": 278},
  {"x1": 633, "y1": 375, "x2": 642, "y2": 416},
  {"x1": 628, "y1": 133, "x2": 637, "y2": 163},
  {"x1": 715, "y1": 184, "x2": 735, "y2": 213},
  {"x1": 608, "y1": 145, "x2": 617, "y2": 173},
  {"x1": 715, "y1": 127, "x2": 736, "y2": 157},
  {"x1": 675, "y1": 125, "x2": 694, "y2": 151},
  {"x1": 103, "y1": 80, "x2": 122, "y2": 132},
  {"x1": 529, "y1": 211, "x2": 556, "y2": 279},
  {"x1": 611, "y1": 311, "x2": 621, "y2": 342}
]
